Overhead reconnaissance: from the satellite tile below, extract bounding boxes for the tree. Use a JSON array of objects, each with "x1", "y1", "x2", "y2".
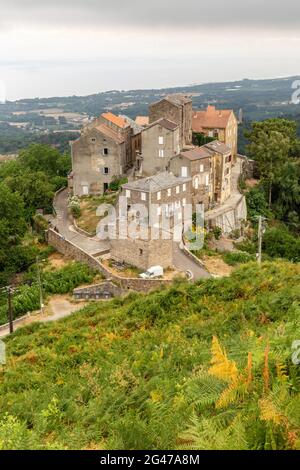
[
  {"x1": 4, "y1": 170, "x2": 55, "y2": 219},
  {"x1": 0, "y1": 183, "x2": 28, "y2": 284},
  {"x1": 272, "y1": 160, "x2": 300, "y2": 228},
  {"x1": 19, "y1": 144, "x2": 71, "y2": 178},
  {"x1": 246, "y1": 118, "x2": 298, "y2": 151},
  {"x1": 246, "y1": 130, "x2": 290, "y2": 207}
]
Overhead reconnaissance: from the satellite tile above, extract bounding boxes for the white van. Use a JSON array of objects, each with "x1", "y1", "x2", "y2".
[{"x1": 139, "y1": 266, "x2": 164, "y2": 279}]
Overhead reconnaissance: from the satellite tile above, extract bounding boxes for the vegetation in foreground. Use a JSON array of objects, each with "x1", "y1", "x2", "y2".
[{"x1": 0, "y1": 261, "x2": 299, "y2": 450}]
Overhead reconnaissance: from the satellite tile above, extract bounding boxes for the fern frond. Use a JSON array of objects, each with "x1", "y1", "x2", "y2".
[{"x1": 209, "y1": 336, "x2": 238, "y2": 383}]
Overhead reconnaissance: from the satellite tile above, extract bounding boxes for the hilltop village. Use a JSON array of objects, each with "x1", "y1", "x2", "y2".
[{"x1": 53, "y1": 94, "x2": 247, "y2": 276}]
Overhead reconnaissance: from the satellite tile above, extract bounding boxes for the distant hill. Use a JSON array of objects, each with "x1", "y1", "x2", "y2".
[
  {"x1": 1, "y1": 75, "x2": 300, "y2": 121},
  {"x1": 1, "y1": 76, "x2": 300, "y2": 155}
]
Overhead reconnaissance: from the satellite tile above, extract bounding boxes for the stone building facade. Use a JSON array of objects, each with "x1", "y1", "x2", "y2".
[
  {"x1": 149, "y1": 94, "x2": 193, "y2": 148},
  {"x1": 110, "y1": 172, "x2": 192, "y2": 270},
  {"x1": 205, "y1": 141, "x2": 232, "y2": 204},
  {"x1": 71, "y1": 113, "x2": 134, "y2": 196},
  {"x1": 169, "y1": 147, "x2": 213, "y2": 210},
  {"x1": 192, "y1": 105, "x2": 238, "y2": 156},
  {"x1": 169, "y1": 140, "x2": 233, "y2": 208},
  {"x1": 139, "y1": 118, "x2": 180, "y2": 176}
]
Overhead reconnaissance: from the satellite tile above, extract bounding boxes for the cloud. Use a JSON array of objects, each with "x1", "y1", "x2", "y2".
[{"x1": 2, "y1": 0, "x2": 300, "y2": 31}]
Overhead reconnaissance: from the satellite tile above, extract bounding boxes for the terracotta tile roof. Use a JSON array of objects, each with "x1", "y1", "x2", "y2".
[
  {"x1": 192, "y1": 105, "x2": 233, "y2": 132},
  {"x1": 135, "y1": 116, "x2": 149, "y2": 126},
  {"x1": 101, "y1": 112, "x2": 129, "y2": 129},
  {"x1": 95, "y1": 123, "x2": 125, "y2": 144},
  {"x1": 146, "y1": 118, "x2": 179, "y2": 132}
]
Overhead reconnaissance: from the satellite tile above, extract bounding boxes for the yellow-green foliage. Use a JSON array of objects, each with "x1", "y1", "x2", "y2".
[{"x1": 0, "y1": 261, "x2": 299, "y2": 450}]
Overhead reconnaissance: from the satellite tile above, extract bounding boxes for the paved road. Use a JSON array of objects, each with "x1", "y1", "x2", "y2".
[
  {"x1": 53, "y1": 189, "x2": 109, "y2": 256},
  {"x1": 172, "y1": 243, "x2": 211, "y2": 280}
]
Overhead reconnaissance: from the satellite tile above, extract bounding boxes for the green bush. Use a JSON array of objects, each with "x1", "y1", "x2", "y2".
[
  {"x1": 263, "y1": 227, "x2": 300, "y2": 262},
  {"x1": 109, "y1": 177, "x2": 128, "y2": 192},
  {"x1": 223, "y1": 251, "x2": 254, "y2": 266},
  {"x1": 0, "y1": 262, "x2": 96, "y2": 325}
]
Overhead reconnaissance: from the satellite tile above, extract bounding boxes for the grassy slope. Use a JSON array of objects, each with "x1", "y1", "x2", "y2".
[{"x1": 0, "y1": 261, "x2": 299, "y2": 450}]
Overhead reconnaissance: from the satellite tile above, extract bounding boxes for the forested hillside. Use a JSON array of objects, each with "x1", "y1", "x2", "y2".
[{"x1": 0, "y1": 261, "x2": 299, "y2": 450}]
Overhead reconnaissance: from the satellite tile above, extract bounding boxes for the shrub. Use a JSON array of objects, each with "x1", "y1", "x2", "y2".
[
  {"x1": 223, "y1": 251, "x2": 254, "y2": 266},
  {"x1": 262, "y1": 227, "x2": 300, "y2": 262},
  {"x1": 212, "y1": 226, "x2": 222, "y2": 240}
]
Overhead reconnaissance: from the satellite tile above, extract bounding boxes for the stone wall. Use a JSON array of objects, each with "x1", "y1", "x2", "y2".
[
  {"x1": 71, "y1": 128, "x2": 126, "y2": 196},
  {"x1": 141, "y1": 123, "x2": 180, "y2": 176},
  {"x1": 110, "y1": 237, "x2": 174, "y2": 271},
  {"x1": 238, "y1": 154, "x2": 259, "y2": 179},
  {"x1": 206, "y1": 195, "x2": 247, "y2": 234},
  {"x1": 47, "y1": 229, "x2": 172, "y2": 293},
  {"x1": 73, "y1": 281, "x2": 123, "y2": 299}
]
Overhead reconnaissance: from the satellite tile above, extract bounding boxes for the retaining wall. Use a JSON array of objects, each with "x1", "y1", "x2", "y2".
[{"x1": 47, "y1": 229, "x2": 172, "y2": 293}]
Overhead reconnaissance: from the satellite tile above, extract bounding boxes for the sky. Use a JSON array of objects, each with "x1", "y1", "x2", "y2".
[{"x1": 0, "y1": 0, "x2": 300, "y2": 101}]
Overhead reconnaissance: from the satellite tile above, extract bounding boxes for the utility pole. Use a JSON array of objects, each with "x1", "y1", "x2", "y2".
[
  {"x1": 36, "y1": 257, "x2": 44, "y2": 314},
  {"x1": 257, "y1": 215, "x2": 268, "y2": 265},
  {"x1": 7, "y1": 287, "x2": 13, "y2": 334}
]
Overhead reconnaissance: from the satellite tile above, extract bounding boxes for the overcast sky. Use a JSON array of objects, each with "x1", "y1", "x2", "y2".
[{"x1": 0, "y1": 0, "x2": 300, "y2": 100}]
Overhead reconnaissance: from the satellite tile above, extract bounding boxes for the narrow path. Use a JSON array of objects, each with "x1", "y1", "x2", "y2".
[
  {"x1": 0, "y1": 296, "x2": 85, "y2": 338},
  {"x1": 52, "y1": 189, "x2": 109, "y2": 256},
  {"x1": 172, "y1": 243, "x2": 211, "y2": 280}
]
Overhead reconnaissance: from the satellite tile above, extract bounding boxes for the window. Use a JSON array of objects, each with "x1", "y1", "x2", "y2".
[
  {"x1": 181, "y1": 167, "x2": 188, "y2": 177},
  {"x1": 182, "y1": 198, "x2": 186, "y2": 206},
  {"x1": 182, "y1": 184, "x2": 186, "y2": 192},
  {"x1": 126, "y1": 190, "x2": 131, "y2": 198},
  {"x1": 194, "y1": 177, "x2": 199, "y2": 190},
  {"x1": 157, "y1": 206, "x2": 162, "y2": 216},
  {"x1": 159, "y1": 136, "x2": 164, "y2": 145},
  {"x1": 205, "y1": 174, "x2": 209, "y2": 186},
  {"x1": 103, "y1": 148, "x2": 108, "y2": 155},
  {"x1": 225, "y1": 167, "x2": 230, "y2": 175},
  {"x1": 141, "y1": 192, "x2": 146, "y2": 201},
  {"x1": 167, "y1": 188, "x2": 172, "y2": 197},
  {"x1": 139, "y1": 249, "x2": 143, "y2": 256},
  {"x1": 159, "y1": 149, "x2": 164, "y2": 158},
  {"x1": 213, "y1": 129, "x2": 219, "y2": 138},
  {"x1": 91, "y1": 138, "x2": 96, "y2": 143},
  {"x1": 176, "y1": 186, "x2": 180, "y2": 194},
  {"x1": 157, "y1": 191, "x2": 161, "y2": 201},
  {"x1": 103, "y1": 167, "x2": 109, "y2": 174},
  {"x1": 200, "y1": 164, "x2": 204, "y2": 173},
  {"x1": 103, "y1": 183, "x2": 109, "y2": 193}
]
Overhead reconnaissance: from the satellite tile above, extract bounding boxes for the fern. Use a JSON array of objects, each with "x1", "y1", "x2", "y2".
[{"x1": 209, "y1": 336, "x2": 238, "y2": 383}]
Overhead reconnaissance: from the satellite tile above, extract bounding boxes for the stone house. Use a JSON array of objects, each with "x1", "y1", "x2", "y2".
[
  {"x1": 169, "y1": 140, "x2": 233, "y2": 207},
  {"x1": 71, "y1": 112, "x2": 134, "y2": 196},
  {"x1": 110, "y1": 172, "x2": 192, "y2": 270},
  {"x1": 205, "y1": 141, "x2": 232, "y2": 204},
  {"x1": 169, "y1": 147, "x2": 214, "y2": 210},
  {"x1": 138, "y1": 118, "x2": 180, "y2": 176},
  {"x1": 192, "y1": 105, "x2": 238, "y2": 156},
  {"x1": 149, "y1": 94, "x2": 193, "y2": 148}
]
